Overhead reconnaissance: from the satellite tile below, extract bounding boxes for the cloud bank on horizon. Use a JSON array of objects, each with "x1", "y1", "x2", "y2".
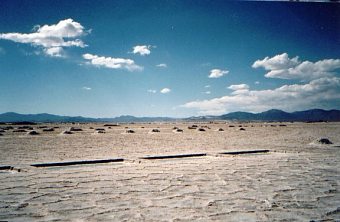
[
  {"x1": 182, "y1": 53, "x2": 340, "y2": 115},
  {"x1": 0, "y1": 1, "x2": 339, "y2": 117}
]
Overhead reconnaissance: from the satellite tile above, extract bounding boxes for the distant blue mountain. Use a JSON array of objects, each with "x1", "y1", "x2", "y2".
[
  {"x1": 291, "y1": 109, "x2": 340, "y2": 121},
  {"x1": 0, "y1": 109, "x2": 339, "y2": 123},
  {"x1": 220, "y1": 111, "x2": 257, "y2": 120},
  {"x1": 0, "y1": 112, "x2": 176, "y2": 123},
  {"x1": 218, "y1": 109, "x2": 340, "y2": 121}
]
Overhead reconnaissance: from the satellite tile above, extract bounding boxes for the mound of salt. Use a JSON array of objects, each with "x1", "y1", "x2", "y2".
[
  {"x1": 150, "y1": 129, "x2": 160, "y2": 133},
  {"x1": 69, "y1": 127, "x2": 82, "y2": 132},
  {"x1": 27, "y1": 131, "x2": 39, "y2": 135},
  {"x1": 126, "y1": 129, "x2": 135, "y2": 133},
  {"x1": 173, "y1": 129, "x2": 183, "y2": 133},
  {"x1": 314, "y1": 138, "x2": 333, "y2": 145},
  {"x1": 42, "y1": 128, "x2": 54, "y2": 132},
  {"x1": 96, "y1": 130, "x2": 105, "y2": 134},
  {"x1": 188, "y1": 125, "x2": 198, "y2": 129},
  {"x1": 104, "y1": 124, "x2": 119, "y2": 127},
  {"x1": 13, "y1": 129, "x2": 27, "y2": 133},
  {"x1": 1, "y1": 126, "x2": 13, "y2": 130},
  {"x1": 18, "y1": 126, "x2": 33, "y2": 130}
]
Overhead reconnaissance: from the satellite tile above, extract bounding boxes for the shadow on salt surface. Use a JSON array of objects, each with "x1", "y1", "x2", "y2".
[
  {"x1": 31, "y1": 158, "x2": 124, "y2": 168},
  {"x1": 140, "y1": 153, "x2": 207, "y2": 160},
  {"x1": 218, "y1": 150, "x2": 270, "y2": 155},
  {"x1": 0, "y1": 166, "x2": 22, "y2": 174},
  {"x1": 217, "y1": 153, "x2": 271, "y2": 158},
  {"x1": 140, "y1": 157, "x2": 209, "y2": 164},
  {"x1": 0, "y1": 165, "x2": 12, "y2": 170}
]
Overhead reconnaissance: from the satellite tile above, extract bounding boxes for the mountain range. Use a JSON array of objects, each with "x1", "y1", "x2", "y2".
[
  {"x1": 218, "y1": 109, "x2": 340, "y2": 122},
  {"x1": 0, "y1": 109, "x2": 339, "y2": 123}
]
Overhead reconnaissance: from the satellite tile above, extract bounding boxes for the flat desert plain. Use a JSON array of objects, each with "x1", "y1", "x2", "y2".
[{"x1": 0, "y1": 122, "x2": 339, "y2": 221}]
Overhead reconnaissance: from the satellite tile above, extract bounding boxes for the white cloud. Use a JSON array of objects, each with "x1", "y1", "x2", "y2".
[
  {"x1": 255, "y1": 81, "x2": 260, "y2": 85},
  {"x1": 253, "y1": 53, "x2": 340, "y2": 80},
  {"x1": 208, "y1": 69, "x2": 229, "y2": 78},
  {"x1": 160, "y1": 88, "x2": 171, "y2": 94},
  {"x1": 228, "y1": 84, "x2": 249, "y2": 91},
  {"x1": 82, "y1": 86, "x2": 91, "y2": 90},
  {"x1": 204, "y1": 85, "x2": 211, "y2": 88},
  {"x1": 252, "y1": 53, "x2": 299, "y2": 71},
  {"x1": 147, "y1": 89, "x2": 157, "y2": 93},
  {"x1": 156, "y1": 63, "x2": 167, "y2": 68},
  {"x1": 0, "y1": 18, "x2": 87, "y2": 57},
  {"x1": 132, "y1": 45, "x2": 152, "y2": 56},
  {"x1": 228, "y1": 84, "x2": 250, "y2": 95},
  {"x1": 181, "y1": 77, "x2": 340, "y2": 115},
  {"x1": 83, "y1": 53, "x2": 143, "y2": 72},
  {"x1": 44, "y1": 46, "x2": 64, "y2": 57},
  {"x1": 204, "y1": 91, "x2": 211, "y2": 94},
  {"x1": 182, "y1": 54, "x2": 340, "y2": 115}
]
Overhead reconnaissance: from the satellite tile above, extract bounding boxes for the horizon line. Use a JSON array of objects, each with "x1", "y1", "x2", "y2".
[{"x1": 1, "y1": 108, "x2": 339, "y2": 119}]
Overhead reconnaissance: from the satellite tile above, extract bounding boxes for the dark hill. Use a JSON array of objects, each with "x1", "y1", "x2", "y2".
[{"x1": 0, "y1": 109, "x2": 339, "y2": 123}]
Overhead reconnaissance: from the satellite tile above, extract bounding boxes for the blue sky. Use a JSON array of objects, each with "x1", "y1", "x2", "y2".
[{"x1": 0, "y1": 0, "x2": 339, "y2": 117}]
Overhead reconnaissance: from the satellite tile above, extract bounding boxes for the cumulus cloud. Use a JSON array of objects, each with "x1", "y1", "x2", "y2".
[
  {"x1": 0, "y1": 18, "x2": 87, "y2": 57},
  {"x1": 205, "y1": 85, "x2": 211, "y2": 88},
  {"x1": 82, "y1": 86, "x2": 91, "y2": 90},
  {"x1": 253, "y1": 53, "x2": 340, "y2": 80},
  {"x1": 83, "y1": 53, "x2": 143, "y2": 72},
  {"x1": 208, "y1": 69, "x2": 229, "y2": 78},
  {"x1": 156, "y1": 63, "x2": 167, "y2": 68},
  {"x1": 255, "y1": 81, "x2": 260, "y2": 85},
  {"x1": 228, "y1": 84, "x2": 250, "y2": 95},
  {"x1": 160, "y1": 88, "x2": 171, "y2": 94},
  {"x1": 204, "y1": 91, "x2": 211, "y2": 94},
  {"x1": 181, "y1": 77, "x2": 340, "y2": 115},
  {"x1": 228, "y1": 84, "x2": 249, "y2": 91},
  {"x1": 184, "y1": 54, "x2": 340, "y2": 115},
  {"x1": 44, "y1": 46, "x2": 64, "y2": 57},
  {"x1": 132, "y1": 45, "x2": 152, "y2": 56},
  {"x1": 252, "y1": 53, "x2": 299, "y2": 71},
  {"x1": 147, "y1": 89, "x2": 157, "y2": 93}
]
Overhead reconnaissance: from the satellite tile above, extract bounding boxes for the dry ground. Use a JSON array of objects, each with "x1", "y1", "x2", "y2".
[{"x1": 0, "y1": 122, "x2": 339, "y2": 221}]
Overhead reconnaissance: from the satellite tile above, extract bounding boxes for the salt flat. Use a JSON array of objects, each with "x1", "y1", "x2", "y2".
[{"x1": 0, "y1": 122, "x2": 339, "y2": 221}]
